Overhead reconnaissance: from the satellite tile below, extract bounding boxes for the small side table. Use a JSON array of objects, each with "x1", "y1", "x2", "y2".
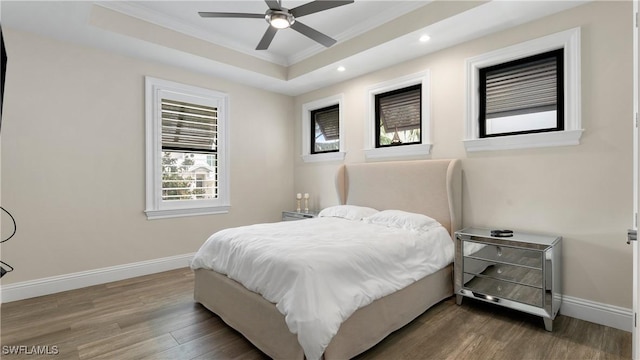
[
  {"x1": 454, "y1": 227, "x2": 562, "y2": 331},
  {"x1": 282, "y1": 210, "x2": 319, "y2": 221}
]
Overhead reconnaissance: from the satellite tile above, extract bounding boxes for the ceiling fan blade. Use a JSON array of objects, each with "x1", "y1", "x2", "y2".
[
  {"x1": 256, "y1": 26, "x2": 278, "y2": 50},
  {"x1": 264, "y1": 0, "x2": 282, "y2": 10},
  {"x1": 290, "y1": 0, "x2": 354, "y2": 18},
  {"x1": 198, "y1": 12, "x2": 265, "y2": 19},
  {"x1": 290, "y1": 21, "x2": 336, "y2": 48}
]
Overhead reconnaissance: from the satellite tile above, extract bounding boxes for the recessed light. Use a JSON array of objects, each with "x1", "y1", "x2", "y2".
[
  {"x1": 419, "y1": 35, "x2": 431, "y2": 43},
  {"x1": 337, "y1": 66, "x2": 346, "y2": 72}
]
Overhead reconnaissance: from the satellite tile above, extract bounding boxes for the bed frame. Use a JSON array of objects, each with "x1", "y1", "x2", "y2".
[{"x1": 194, "y1": 159, "x2": 462, "y2": 359}]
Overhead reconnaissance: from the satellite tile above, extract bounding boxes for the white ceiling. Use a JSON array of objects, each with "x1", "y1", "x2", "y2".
[
  {"x1": 100, "y1": 1, "x2": 430, "y2": 66},
  {"x1": 0, "y1": 1, "x2": 589, "y2": 96}
]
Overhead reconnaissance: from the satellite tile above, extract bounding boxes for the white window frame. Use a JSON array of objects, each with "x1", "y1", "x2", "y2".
[
  {"x1": 464, "y1": 27, "x2": 582, "y2": 152},
  {"x1": 145, "y1": 76, "x2": 230, "y2": 219},
  {"x1": 365, "y1": 70, "x2": 431, "y2": 160},
  {"x1": 301, "y1": 94, "x2": 345, "y2": 163}
]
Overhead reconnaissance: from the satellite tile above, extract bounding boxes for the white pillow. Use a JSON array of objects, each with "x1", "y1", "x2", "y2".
[
  {"x1": 364, "y1": 210, "x2": 440, "y2": 232},
  {"x1": 318, "y1": 205, "x2": 379, "y2": 221}
]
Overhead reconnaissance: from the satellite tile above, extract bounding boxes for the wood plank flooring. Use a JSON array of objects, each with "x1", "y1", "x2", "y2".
[{"x1": 0, "y1": 268, "x2": 631, "y2": 359}]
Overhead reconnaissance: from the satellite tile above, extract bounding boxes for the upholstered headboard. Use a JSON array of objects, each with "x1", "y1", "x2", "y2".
[{"x1": 336, "y1": 159, "x2": 462, "y2": 237}]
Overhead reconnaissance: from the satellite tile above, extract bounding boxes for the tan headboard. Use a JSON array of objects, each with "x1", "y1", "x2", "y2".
[{"x1": 336, "y1": 159, "x2": 462, "y2": 237}]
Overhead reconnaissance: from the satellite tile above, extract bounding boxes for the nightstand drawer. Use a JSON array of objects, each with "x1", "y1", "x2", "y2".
[
  {"x1": 463, "y1": 257, "x2": 543, "y2": 287},
  {"x1": 464, "y1": 276, "x2": 543, "y2": 307},
  {"x1": 463, "y1": 241, "x2": 542, "y2": 269}
]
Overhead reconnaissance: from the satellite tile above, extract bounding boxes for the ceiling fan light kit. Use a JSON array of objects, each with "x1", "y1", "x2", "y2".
[
  {"x1": 198, "y1": 0, "x2": 355, "y2": 50},
  {"x1": 266, "y1": 10, "x2": 295, "y2": 29}
]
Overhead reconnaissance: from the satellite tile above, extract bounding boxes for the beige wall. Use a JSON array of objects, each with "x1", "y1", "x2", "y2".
[
  {"x1": 294, "y1": 1, "x2": 633, "y2": 308},
  {"x1": 0, "y1": 28, "x2": 295, "y2": 284},
  {"x1": 1, "y1": 1, "x2": 633, "y2": 310}
]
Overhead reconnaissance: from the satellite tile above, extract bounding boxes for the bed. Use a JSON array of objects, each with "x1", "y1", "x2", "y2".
[{"x1": 191, "y1": 159, "x2": 462, "y2": 359}]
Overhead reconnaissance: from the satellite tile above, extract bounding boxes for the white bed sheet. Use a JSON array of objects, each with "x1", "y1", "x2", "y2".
[{"x1": 190, "y1": 217, "x2": 454, "y2": 360}]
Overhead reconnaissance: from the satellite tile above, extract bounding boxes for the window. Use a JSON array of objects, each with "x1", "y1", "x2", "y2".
[
  {"x1": 311, "y1": 104, "x2": 340, "y2": 154},
  {"x1": 464, "y1": 27, "x2": 582, "y2": 152},
  {"x1": 365, "y1": 71, "x2": 431, "y2": 159},
  {"x1": 145, "y1": 77, "x2": 229, "y2": 219},
  {"x1": 479, "y1": 49, "x2": 563, "y2": 138},
  {"x1": 375, "y1": 84, "x2": 421, "y2": 147},
  {"x1": 301, "y1": 94, "x2": 344, "y2": 162}
]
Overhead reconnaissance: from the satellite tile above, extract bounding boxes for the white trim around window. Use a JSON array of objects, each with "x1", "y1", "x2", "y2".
[
  {"x1": 301, "y1": 94, "x2": 345, "y2": 163},
  {"x1": 464, "y1": 27, "x2": 582, "y2": 152},
  {"x1": 145, "y1": 76, "x2": 230, "y2": 220},
  {"x1": 364, "y1": 70, "x2": 432, "y2": 160}
]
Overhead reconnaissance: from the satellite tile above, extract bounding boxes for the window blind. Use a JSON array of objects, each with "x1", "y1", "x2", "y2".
[
  {"x1": 314, "y1": 106, "x2": 339, "y2": 141},
  {"x1": 378, "y1": 85, "x2": 421, "y2": 133},
  {"x1": 160, "y1": 98, "x2": 218, "y2": 201},
  {"x1": 161, "y1": 99, "x2": 217, "y2": 153},
  {"x1": 484, "y1": 54, "x2": 559, "y2": 119}
]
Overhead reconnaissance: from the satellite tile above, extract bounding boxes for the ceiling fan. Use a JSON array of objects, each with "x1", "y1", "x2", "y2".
[{"x1": 198, "y1": 0, "x2": 355, "y2": 50}]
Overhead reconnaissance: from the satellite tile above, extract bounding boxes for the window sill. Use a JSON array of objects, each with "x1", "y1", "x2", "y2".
[
  {"x1": 463, "y1": 129, "x2": 583, "y2": 152},
  {"x1": 302, "y1": 152, "x2": 346, "y2": 163},
  {"x1": 364, "y1": 143, "x2": 432, "y2": 160},
  {"x1": 145, "y1": 205, "x2": 230, "y2": 220}
]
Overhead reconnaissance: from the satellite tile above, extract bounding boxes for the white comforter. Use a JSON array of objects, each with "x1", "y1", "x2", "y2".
[{"x1": 190, "y1": 217, "x2": 454, "y2": 360}]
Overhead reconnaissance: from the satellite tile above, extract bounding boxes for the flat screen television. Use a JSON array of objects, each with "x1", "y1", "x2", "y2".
[{"x1": 1, "y1": 25, "x2": 6, "y2": 132}]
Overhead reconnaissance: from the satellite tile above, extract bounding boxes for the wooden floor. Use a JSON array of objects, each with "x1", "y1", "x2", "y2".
[{"x1": 0, "y1": 268, "x2": 631, "y2": 360}]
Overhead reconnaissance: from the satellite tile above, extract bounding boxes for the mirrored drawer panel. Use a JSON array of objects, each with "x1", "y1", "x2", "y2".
[
  {"x1": 464, "y1": 275, "x2": 543, "y2": 307},
  {"x1": 463, "y1": 241, "x2": 542, "y2": 269},
  {"x1": 463, "y1": 257, "x2": 543, "y2": 288}
]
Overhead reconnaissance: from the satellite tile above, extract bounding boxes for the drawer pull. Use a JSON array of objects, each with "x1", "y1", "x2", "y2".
[
  {"x1": 496, "y1": 246, "x2": 502, "y2": 257},
  {"x1": 472, "y1": 291, "x2": 500, "y2": 303}
]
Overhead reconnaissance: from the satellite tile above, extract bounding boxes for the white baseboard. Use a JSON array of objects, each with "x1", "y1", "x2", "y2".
[
  {"x1": 560, "y1": 295, "x2": 632, "y2": 332},
  {"x1": 0, "y1": 253, "x2": 195, "y2": 303},
  {"x1": 0, "y1": 259, "x2": 634, "y2": 333}
]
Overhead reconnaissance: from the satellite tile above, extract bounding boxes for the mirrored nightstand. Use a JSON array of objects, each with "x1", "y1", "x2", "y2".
[
  {"x1": 282, "y1": 210, "x2": 319, "y2": 221},
  {"x1": 454, "y1": 227, "x2": 562, "y2": 331}
]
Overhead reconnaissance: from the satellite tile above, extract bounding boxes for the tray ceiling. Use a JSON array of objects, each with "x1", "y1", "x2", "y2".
[{"x1": 1, "y1": 1, "x2": 589, "y2": 95}]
